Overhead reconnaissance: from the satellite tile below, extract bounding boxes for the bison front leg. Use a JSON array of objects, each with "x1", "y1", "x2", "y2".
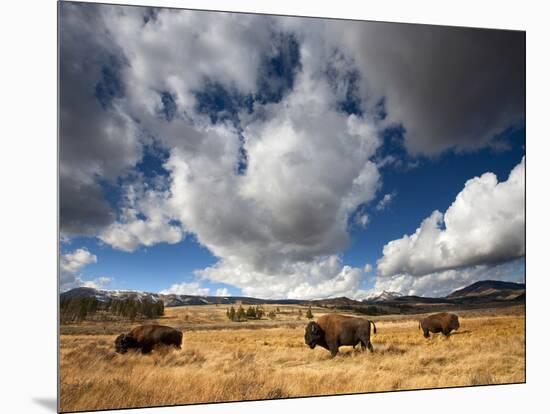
[
  {"x1": 141, "y1": 343, "x2": 154, "y2": 354},
  {"x1": 328, "y1": 342, "x2": 339, "y2": 358},
  {"x1": 423, "y1": 329, "x2": 430, "y2": 338}
]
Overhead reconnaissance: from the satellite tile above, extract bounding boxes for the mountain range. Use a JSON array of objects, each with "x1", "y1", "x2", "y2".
[{"x1": 61, "y1": 280, "x2": 525, "y2": 311}]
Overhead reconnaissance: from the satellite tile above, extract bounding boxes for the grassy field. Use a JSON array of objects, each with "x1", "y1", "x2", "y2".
[{"x1": 59, "y1": 305, "x2": 525, "y2": 412}]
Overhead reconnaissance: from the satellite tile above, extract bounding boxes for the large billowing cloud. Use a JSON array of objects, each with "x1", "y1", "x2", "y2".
[
  {"x1": 69, "y1": 5, "x2": 382, "y2": 298},
  {"x1": 59, "y1": 3, "x2": 525, "y2": 298},
  {"x1": 160, "y1": 47, "x2": 381, "y2": 298},
  {"x1": 377, "y1": 157, "x2": 525, "y2": 278}
]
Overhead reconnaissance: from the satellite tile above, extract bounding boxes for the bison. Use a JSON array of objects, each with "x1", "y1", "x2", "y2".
[
  {"x1": 305, "y1": 314, "x2": 377, "y2": 357},
  {"x1": 115, "y1": 324, "x2": 183, "y2": 354},
  {"x1": 419, "y1": 312, "x2": 460, "y2": 338}
]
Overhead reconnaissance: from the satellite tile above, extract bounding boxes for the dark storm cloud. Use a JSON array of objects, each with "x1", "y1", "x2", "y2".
[
  {"x1": 59, "y1": 175, "x2": 115, "y2": 235},
  {"x1": 59, "y1": 2, "x2": 142, "y2": 235},
  {"x1": 346, "y1": 23, "x2": 525, "y2": 155},
  {"x1": 291, "y1": 19, "x2": 525, "y2": 155}
]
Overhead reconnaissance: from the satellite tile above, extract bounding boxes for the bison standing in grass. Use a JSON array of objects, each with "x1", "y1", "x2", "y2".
[
  {"x1": 305, "y1": 314, "x2": 377, "y2": 357},
  {"x1": 419, "y1": 312, "x2": 460, "y2": 338},
  {"x1": 115, "y1": 324, "x2": 183, "y2": 354}
]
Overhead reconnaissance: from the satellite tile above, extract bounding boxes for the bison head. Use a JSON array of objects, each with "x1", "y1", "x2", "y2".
[
  {"x1": 115, "y1": 333, "x2": 138, "y2": 354},
  {"x1": 450, "y1": 315, "x2": 460, "y2": 331},
  {"x1": 164, "y1": 329, "x2": 183, "y2": 348},
  {"x1": 304, "y1": 321, "x2": 323, "y2": 349}
]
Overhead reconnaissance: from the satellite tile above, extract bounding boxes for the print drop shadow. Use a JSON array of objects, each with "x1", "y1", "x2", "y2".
[{"x1": 32, "y1": 397, "x2": 57, "y2": 412}]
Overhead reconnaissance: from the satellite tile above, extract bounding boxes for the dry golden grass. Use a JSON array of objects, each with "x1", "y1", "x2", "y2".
[{"x1": 59, "y1": 305, "x2": 525, "y2": 412}]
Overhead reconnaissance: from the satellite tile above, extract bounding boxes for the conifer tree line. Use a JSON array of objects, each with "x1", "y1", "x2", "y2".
[
  {"x1": 225, "y1": 305, "x2": 314, "y2": 321},
  {"x1": 60, "y1": 296, "x2": 164, "y2": 322},
  {"x1": 226, "y1": 305, "x2": 265, "y2": 321}
]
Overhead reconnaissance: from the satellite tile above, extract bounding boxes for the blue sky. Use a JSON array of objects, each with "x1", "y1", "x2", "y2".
[{"x1": 59, "y1": 3, "x2": 525, "y2": 299}]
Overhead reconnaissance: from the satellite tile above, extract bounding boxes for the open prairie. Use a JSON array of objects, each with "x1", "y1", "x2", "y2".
[{"x1": 59, "y1": 305, "x2": 525, "y2": 412}]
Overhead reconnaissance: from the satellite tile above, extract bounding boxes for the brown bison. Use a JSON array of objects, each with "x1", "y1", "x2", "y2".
[
  {"x1": 305, "y1": 314, "x2": 377, "y2": 357},
  {"x1": 419, "y1": 312, "x2": 460, "y2": 338},
  {"x1": 115, "y1": 324, "x2": 183, "y2": 354}
]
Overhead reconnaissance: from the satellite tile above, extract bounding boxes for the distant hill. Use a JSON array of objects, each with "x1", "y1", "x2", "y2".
[
  {"x1": 446, "y1": 280, "x2": 525, "y2": 301},
  {"x1": 309, "y1": 296, "x2": 364, "y2": 307},
  {"x1": 60, "y1": 279, "x2": 525, "y2": 315}
]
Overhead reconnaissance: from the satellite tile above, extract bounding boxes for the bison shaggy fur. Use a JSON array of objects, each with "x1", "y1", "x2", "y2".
[
  {"x1": 115, "y1": 324, "x2": 183, "y2": 354},
  {"x1": 305, "y1": 314, "x2": 377, "y2": 357},
  {"x1": 419, "y1": 312, "x2": 460, "y2": 338}
]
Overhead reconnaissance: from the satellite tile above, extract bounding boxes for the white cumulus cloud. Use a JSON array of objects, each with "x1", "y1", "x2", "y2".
[
  {"x1": 60, "y1": 248, "x2": 113, "y2": 291},
  {"x1": 215, "y1": 288, "x2": 230, "y2": 297},
  {"x1": 197, "y1": 255, "x2": 364, "y2": 300},
  {"x1": 161, "y1": 64, "x2": 381, "y2": 298},
  {"x1": 160, "y1": 281, "x2": 211, "y2": 296},
  {"x1": 99, "y1": 180, "x2": 183, "y2": 252},
  {"x1": 377, "y1": 157, "x2": 525, "y2": 278},
  {"x1": 61, "y1": 248, "x2": 97, "y2": 275},
  {"x1": 81, "y1": 276, "x2": 113, "y2": 290},
  {"x1": 376, "y1": 192, "x2": 396, "y2": 211}
]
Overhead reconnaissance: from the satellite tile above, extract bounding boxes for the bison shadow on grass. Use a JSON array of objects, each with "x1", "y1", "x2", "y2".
[
  {"x1": 115, "y1": 324, "x2": 183, "y2": 354},
  {"x1": 305, "y1": 314, "x2": 377, "y2": 357}
]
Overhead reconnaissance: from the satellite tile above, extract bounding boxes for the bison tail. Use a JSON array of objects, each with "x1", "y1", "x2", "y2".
[{"x1": 370, "y1": 321, "x2": 377, "y2": 334}]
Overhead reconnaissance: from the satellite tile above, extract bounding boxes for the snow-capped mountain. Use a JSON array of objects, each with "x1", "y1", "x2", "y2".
[
  {"x1": 60, "y1": 287, "x2": 163, "y2": 303},
  {"x1": 60, "y1": 287, "x2": 299, "y2": 307},
  {"x1": 363, "y1": 290, "x2": 403, "y2": 302}
]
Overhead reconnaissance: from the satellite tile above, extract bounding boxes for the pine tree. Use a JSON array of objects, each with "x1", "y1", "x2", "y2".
[
  {"x1": 142, "y1": 300, "x2": 154, "y2": 318},
  {"x1": 246, "y1": 306, "x2": 257, "y2": 319},
  {"x1": 236, "y1": 305, "x2": 246, "y2": 321},
  {"x1": 256, "y1": 305, "x2": 264, "y2": 319},
  {"x1": 78, "y1": 299, "x2": 88, "y2": 321},
  {"x1": 89, "y1": 297, "x2": 98, "y2": 314},
  {"x1": 128, "y1": 303, "x2": 137, "y2": 321}
]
